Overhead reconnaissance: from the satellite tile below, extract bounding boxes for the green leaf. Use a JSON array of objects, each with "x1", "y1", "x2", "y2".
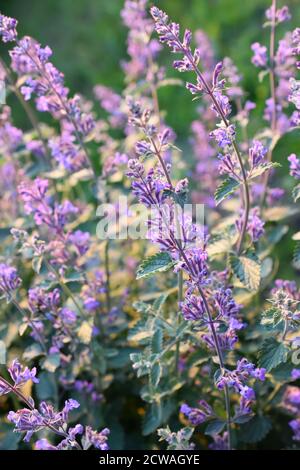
[
  {"x1": 136, "y1": 252, "x2": 175, "y2": 279},
  {"x1": 0, "y1": 340, "x2": 6, "y2": 364},
  {"x1": 261, "y1": 308, "x2": 282, "y2": 328},
  {"x1": 293, "y1": 241, "x2": 300, "y2": 270},
  {"x1": 151, "y1": 328, "x2": 163, "y2": 354},
  {"x1": 292, "y1": 183, "x2": 300, "y2": 203},
  {"x1": 258, "y1": 337, "x2": 289, "y2": 371},
  {"x1": 150, "y1": 363, "x2": 162, "y2": 388},
  {"x1": 23, "y1": 343, "x2": 44, "y2": 361},
  {"x1": 205, "y1": 419, "x2": 226, "y2": 436},
  {"x1": 248, "y1": 162, "x2": 280, "y2": 180},
  {"x1": 42, "y1": 353, "x2": 60, "y2": 373},
  {"x1": 36, "y1": 371, "x2": 58, "y2": 401},
  {"x1": 143, "y1": 403, "x2": 162, "y2": 435},
  {"x1": 214, "y1": 177, "x2": 240, "y2": 206},
  {"x1": 229, "y1": 250, "x2": 261, "y2": 291},
  {"x1": 240, "y1": 415, "x2": 272, "y2": 443}
]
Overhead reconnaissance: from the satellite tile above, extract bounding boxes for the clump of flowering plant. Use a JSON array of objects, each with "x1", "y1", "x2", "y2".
[{"x1": 0, "y1": 0, "x2": 299, "y2": 452}]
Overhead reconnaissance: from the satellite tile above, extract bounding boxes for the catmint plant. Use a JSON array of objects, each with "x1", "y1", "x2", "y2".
[{"x1": 0, "y1": 0, "x2": 299, "y2": 452}]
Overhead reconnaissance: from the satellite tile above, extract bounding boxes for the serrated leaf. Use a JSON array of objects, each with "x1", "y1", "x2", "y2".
[
  {"x1": 150, "y1": 363, "x2": 162, "y2": 388},
  {"x1": 292, "y1": 183, "x2": 300, "y2": 202},
  {"x1": 214, "y1": 177, "x2": 240, "y2": 206},
  {"x1": 258, "y1": 337, "x2": 289, "y2": 371},
  {"x1": 240, "y1": 415, "x2": 272, "y2": 443},
  {"x1": 205, "y1": 419, "x2": 226, "y2": 436},
  {"x1": 136, "y1": 252, "x2": 175, "y2": 280},
  {"x1": 151, "y1": 328, "x2": 163, "y2": 354},
  {"x1": 248, "y1": 162, "x2": 280, "y2": 180},
  {"x1": 229, "y1": 250, "x2": 261, "y2": 291}
]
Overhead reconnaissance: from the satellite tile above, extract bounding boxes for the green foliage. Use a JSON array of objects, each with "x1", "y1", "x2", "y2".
[
  {"x1": 214, "y1": 177, "x2": 240, "y2": 206},
  {"x1": 136, "y1": 252, "x2": 175, "y2": 279},
  {"x1": 258, "y1": 337, "x2": 289, "y2": 372},
  {"x1": 229, "y1": 249, "x2": 261, "y2": 291}
]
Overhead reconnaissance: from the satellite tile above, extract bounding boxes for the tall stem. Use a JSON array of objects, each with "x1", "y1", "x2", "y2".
[
  {"x1": 0, "y1": 57, "x2": 50, "y2": 163},
  {"x1": 44, "y1": 259, "x2": 86, "y2": 318},
  {"x1": 260, "y1": 0, "x2": 277, "y2": 206},
  {"x1": 17, "y1": 45, "x2": 96, "y2": 178}
]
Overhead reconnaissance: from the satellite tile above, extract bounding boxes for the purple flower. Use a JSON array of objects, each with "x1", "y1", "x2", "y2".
[
  {"x1": 292, "y1": 369, "x2": 300, "y2": 380},
  {"x1": 0, "y1": 14, "x2": 18, "y2": 42},
  {"x1": 276, "y1": 6, "x2": 291, "y2": 24},
  {"x1": 288, "y1": 153, "x2": 300, "y2": 179},
  {"x1": 236, "y1": 207, "x2": 264, "y2": 242},
  {"x1": 210, "y1": 125, "x2": 235, "y2": 148},
  {"x1": 0, "y1": 264, "x2": 21, "y2": 298},
  {"x1": 180, "y1": 400, "x2": 213, "y2": 426},
  {"x1": 289, "y1": 419, "x2": 300, "y2": 441},
  {"x1": 1, "y1": 360, "x2": 38, "y2": 396},
  {"x1": 68, "y1": 230, "x2": 90, "y2": 256},
  {"x1": 59, "y1": 308, "x2": 77, "y2": 325},
  {"x1": 181, "y1": 295, "x2": 206, "y2": 321},
  {"x1": 251, "y1": 42, "x2": 267, "y2": 68},
  {"x1": 83, "y1": 426, "x2": 110, "y2": 450},
  {"x1": 8, "y1": 359, "x2": 39, "y2": 387},
  {"x1": 216, "y1": 358, "x2": 265, "y2": 399},
  {"x1": 249, "y1": 140, "x2": 268, "y2": 168}
]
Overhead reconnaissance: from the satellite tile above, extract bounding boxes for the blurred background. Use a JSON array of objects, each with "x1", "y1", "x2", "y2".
[{"x1": 1, "y1": 0, "x2": 300, "y2": 136}]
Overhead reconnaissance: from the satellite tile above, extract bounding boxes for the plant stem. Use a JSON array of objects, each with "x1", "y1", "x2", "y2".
[
  {"x1": 260, "y1": 0, "x2": 277, "y2": 206},
  {"x1": 44, "y1": 259, "x2": 86, "y2": 318},
  {"x1": 0, "y1": 57, "x2": 50, "y2": 163},
  {"x1": 17, "y1": 45, "x2": 96, "y2": 178},
  {"x1": 0, "y1": 375, "x2": 82, "y2": 449}
]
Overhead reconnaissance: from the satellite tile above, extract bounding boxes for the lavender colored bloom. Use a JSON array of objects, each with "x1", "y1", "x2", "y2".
[
  {"x1": 249, "y1": 140, "x2": 268, "y2": 168},
  {"x1": 59, "y1": 308, "x2": 77, "y2": 325},
  {"x1": 266, "y1": 187, "x2": 285, "y2": 205},
  {"x1": 180, "y1": 400, "x2": 212, "y2": 426},
  {"x1": 292, "y1": 369, "x2": 300, "y2": 381},
  {"x1": 276, "y1": 6, "x2": 291, "y2": 24},
  {"x1": 288, "y1": 153, "x2": 300, "y2": 179},
  {"x1": 1, "y1": 360, "x2": 38, "y2": 396},
  {"x1": 289, "y1": 78, "x2": 300, "y2": 110},
  {"x1": 68, "y1": 230, "x2": 90, "y2": 256},
  {"x1": 236, "y1": 207, "x2": 264, "y2": 243},
  {"x1": 209, "y1": 432, "x2": 229, "y2": 450},
  {"x1": 251, "y1": 42, "x2": 267, "y2": 68},
  {"x1": 28, "y1": 287, "x2": 61, "y2": 313},
  {"x1": 216, "y1": 358, "x2": 265, "y2": 399},
  {"x1": 210, "y1": 125, "x2": 235, "y2": 148},
  {"x1": 83, "y1": 426, "x2": 110, "y2": 450},
  {"x1": 0, "y1": 264, "x2": 21, "y2": 298},
  {"x1": 0, "y1": 14, "x2": 18, "y2": 42},
  {"x1": 181, "y1": 295, "x2": 206, "y2": 321},
  {"x1": 289, "y1": 419, "x2": 300, "y2": 441}
]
